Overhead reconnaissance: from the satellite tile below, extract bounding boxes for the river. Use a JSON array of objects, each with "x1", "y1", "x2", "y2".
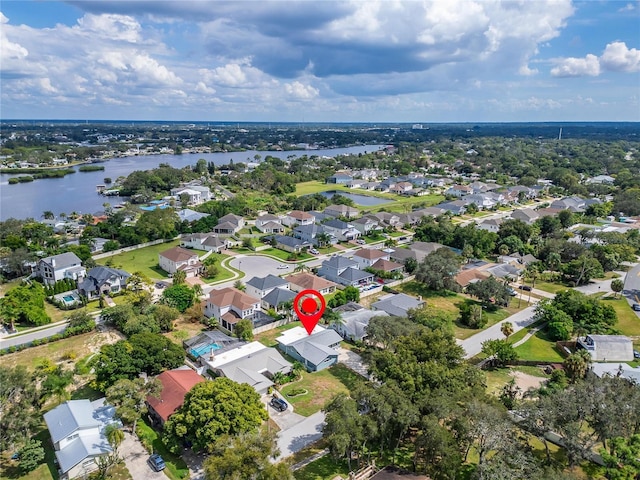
[{"x1": 0, "y1": 145, "x2": 381, "y2": 220}]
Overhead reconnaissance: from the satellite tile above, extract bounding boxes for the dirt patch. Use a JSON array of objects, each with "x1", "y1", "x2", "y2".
[{"x1": 510, "y1": 370, "x2": 546, "y2": 395}]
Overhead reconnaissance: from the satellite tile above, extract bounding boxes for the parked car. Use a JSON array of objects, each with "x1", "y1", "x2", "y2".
[
  {"x1": 309, "y1": 248, "x2": 319, "y2": 254},
  {"x1": 356, "y1": 239, "x2": 366, "y2": 245},
  {"x1": 518, "y1": 285, "x2": 532, "y2": 291},
  {"x1": 632, "y1": 303, "x2": 640, "y2": 312},
  {"x1": 155, "y1": 282, "x2": 166, "y2": 289},
  {"x1": 270, "y1": 397, "x2": 288, "y2": 412},
  {"x1": 148, "y1": 454, "x2": 166, "y2": 472},
  {"x1": 507, "y1": 288, "x2": 517, "y2": 296},
  {"x1": 634, "y1": 350, "x2": 640, "y2": 359},
  {"x1": 277, "y1": 264, "x2": 288, "y2": 270}
]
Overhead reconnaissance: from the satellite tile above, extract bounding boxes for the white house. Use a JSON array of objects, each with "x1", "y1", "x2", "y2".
[
  {"x1": 35, "y1": 252, "x2": 86, "y2": 286},
  {"x1": 245, "y1": 274, "x2": 289, "y2": 299},
  {"x1": 255, "y1": 214, "x2": 285, "y2": 234},
  {"x1": 205, "y1": 287, "x2": 261, "y2": 333},
  {"x1": 352, "y1": 248, "x2": 390, "y2": 269},
  {"x1": 181, "y1": 233, "x2": 228, "y2": 253},
  {"x1": 158, "y1": 246, "x2": 202, "y2": 277},
  {"x1": 43, "y1": 399, "x2": 120, "y2": 480},
  {"x1": 282, "y1": 210, "x2": 315, "y2": 227}
]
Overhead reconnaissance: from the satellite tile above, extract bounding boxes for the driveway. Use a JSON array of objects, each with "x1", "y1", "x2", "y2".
[
  {"x1": 338, "y1": 347, "x2": 370, "y2": 379},
  {"x1": 460, "y1": 305, "x2": 537, "y2": 359},
  {"x1": 264, "y1": 394, "x2": 306, "y2": 430},
  {"x1": 120, "y1": 432, "x2": 167, "y2": 480},
  {"x1": 276, "y1": 411, "x2": 326, "y2": 460}
]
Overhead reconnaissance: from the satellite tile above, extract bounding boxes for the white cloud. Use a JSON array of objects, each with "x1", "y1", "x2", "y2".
[
  {"x1": 551, "y1": 54, "x2": 601, "y2": 77},
  {"x1": 600, "y1": 41, "x2": 640, "y2": 72},
  {"x1": 551, "y1": 41, "x2": 640, "y2": 77},
  {"x1": 285, "y1": 81, "x2": 319, "y2": 100}
]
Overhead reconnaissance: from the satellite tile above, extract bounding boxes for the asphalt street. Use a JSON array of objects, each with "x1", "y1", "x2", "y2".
[{"x1": 0, "y1": 321, "x2": 69, "y2": 349}]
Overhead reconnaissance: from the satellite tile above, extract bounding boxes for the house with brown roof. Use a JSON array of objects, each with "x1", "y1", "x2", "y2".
[
  {"x1": 285, "y1": 272, "x2": 338, "y2": 295},
  {"x1": 205, "y1": 287, "x2": 261, "y2": 333},
  {"x1": 455, "y1": 269, "x2": 490, "y2": 288},
  {"x1": 147, "y1": 368, "x2": 204, "y2": 427},
  {"x1": 158, "y1": 246, "x2": 203, "y2": 277},
  {"x1": 353, "y1": 248, "x2": 389, "y2": 269},
  {"x1": 510, "y1": 208, "x2": 539, "y2": 224},
  {"x1": 282, "y1": 210, "x2": 315, "y2": 227},
  {"x1": 370, "y1": 258, "x2": 404, "y2": 274},
  {"x1": 390, "y1": 182, "x2": 413, "y2": 194}
]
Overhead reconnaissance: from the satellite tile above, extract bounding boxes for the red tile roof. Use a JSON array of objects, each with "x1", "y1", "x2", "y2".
[{"x1": 147, "y1": 369, "x2": 204, "y2": 422}]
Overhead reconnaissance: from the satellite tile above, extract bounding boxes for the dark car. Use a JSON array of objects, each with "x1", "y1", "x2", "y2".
[
  {"x1": 632, "y1": 303, "x2": 640, "y2": 312},
  {"x1": 155, "y1": 282, "x2": 166, "y2": 289},
  {"x1": 148, "y1": 454, "x2": 166, "y2": 472},
  {"x1": 518, "y1": 285, "x2": 532, "y2": 291},
  {"x1": 270, "y1": 397, "x2": 288, "y2": 412}
]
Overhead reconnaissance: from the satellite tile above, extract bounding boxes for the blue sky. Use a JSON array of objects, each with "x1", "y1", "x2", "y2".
[{"x1": 1, "y1": 0, "x2": 638, "y2": 122}]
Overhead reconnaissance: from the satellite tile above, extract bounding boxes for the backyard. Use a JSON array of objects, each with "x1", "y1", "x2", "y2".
[
  {"x1": 98, "y1": 239, "x2": 182, "y2": 280},
  {"x1": 279, "y1": 364, "x2": 368, "y2": 417}
]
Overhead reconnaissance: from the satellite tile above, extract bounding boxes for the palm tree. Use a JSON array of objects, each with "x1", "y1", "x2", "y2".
[
  {"x1": 172, "y1": 270, "x2": 187, "y2": 285},
  {"x1": 501, "y1": 321, "x2": 514, "y2": 339},
  {"x1": 105, "y1": 424, "x2": 124, "y2": 460},
  {"x1": 192, "y1": 283, "x2": 204, "y2": 298},
  {"x1": 234, "y1": 280, "x2": 245, "y2": 291},
  {"x1": 291, "y1": 361, "x2": 304, "y2": 381},
  {"x1": 42, "y1": 210, "x2": 54, "y2": 220},
  {"x1": 294, "y1": 263, "x2": 310, "y2": 273}
]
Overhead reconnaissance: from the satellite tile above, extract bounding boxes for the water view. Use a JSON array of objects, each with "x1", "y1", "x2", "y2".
[{"x1": 0, "y1": 145, "x2": 381, "y2": 220}]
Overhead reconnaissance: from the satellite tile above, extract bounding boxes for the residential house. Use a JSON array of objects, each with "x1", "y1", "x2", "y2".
[
  {"x1": 455, "y1": 269, "x2": 491, "y2": 288},
  {"x1": 294, "y1": 224, "x2": 337, "y2": 246},
  {"x1": 282, "y1": 210, "x2": 315, "y2": 227},
  {"x1": 351, "y1": 216, "x2": 380, "y2": 235},
  {"x1": 346, "y1": 179, "x2": 364, "y2": 189},
  {"x1": 77, "y1": 266, "x2": 130, "y2": 300},
  {"x1": 181, "y1": 232, "x2": 228, "y2": 253},
  {"x1": 171, "y1": 187, "x2": 204, "y2": 205},
  {"x1": 147, "y1": 368, "x2": 204, "y2": 427},
  {"x1": 88, "y1": 237, "x2": 110, "y2": 253},
  {"x1": 507, "y1": 185, "x2": 538, "y2": 199},
  {"x1": 408, "y1": 242, "x2": 446, "y2": 262},
  {"x1": 322, "y1": 219, "x2": 361, "y2": 242},
  {"x1": 445, "y1": 185, "x2": 472, "y2": 197},
  {"x1": 332, "y1": 308, "x2": 389, "y2": 342},
  {"x1": 591, "y1": 363, "x2": 640, "y2": 384},
  {"x1": 511, "y1": 208, "x2": 539, "y2": 224},
  {"x1": 370, "y1": 258, "x2": 404, "y2": 275},
  {"x1": 586, "y1": 175, "x2": 615, "y2": 185},
  {"x1": 413, "y1": 206, "x2": 447, "y2": 218},
  {"x1": 35, "y1": 252, "x2": 86, "y2": 286},
  {"x1": 268, "y1": 235, "x2": 312, "y2": 253},
  {"x1": 205, "y1": 287, "x2": 261, "y2": 333},
  {"x1": 477, "y1": 218, "x2": 503, "y2": 233},
  {"x1": 371, "y1": 293, "x2": 425, "y2": 317},
  {"x1": 326, "y1": 173, "x2": 353, "y2": 184},
  {"x1": 370, "y1": 211, "x2": 401, "y2": 228},
  {"x1": 324, "y1": 204, "x2": 360, "y2": 219},
  {"x1": 262, "y1": 287, "x2": 296, "y2": 313},
  {"x1": 390, "y1": 182, "x2": 413, "y2": 194},
  {"x1": 397, "y1": 212, "x2": 422, "y2": 227},
  {"x1": 43, "y1": 399, "x2": 120, "y2": 480},
  {"x1": 255, "y1": 214, "x2": 285, "y2": 234},
  {"x1": 276, "y1": 326, "x2": 343, "y2": 372},
  {"x1": 245, "y1": 274, "x2": 289, "y2": 299},
  {"x1": 550, "y1": 196, "x2": 600, "y2": 213},
  {"x1": 317, "y1": 255, "x2": 374, "y2": 287},
  {"x1": 437, "y1": 200, "x2": 467, "y2": 215},
  {"x1": 309, "y1": 210, "x2": 334, "y2": 223},
  {"x1": 360, "y1": 181, "x2": 380, "y2": 190},
  {"x1": 577, "y1": 335, "x2": 634, "y2": 362},
  {"x1": 353, "y1": 249, "x2": 389, "y2": 269},
  {"x1": 285, "y1": 272, "x2": 338, "y2": 295},
  {"x1": 201, "y1": 342, "x2": 292, "y2": 394},
  {"x1": 159, "y1": 246, "x2": 202, "y2": 277},
  {"x1": 177, "y1": 208, "x2": 210, "y2": 223},
  {"x1": 464, "y1": 194, "x2": 497, "y2": 210},
  {"x1": 213, "y1": 213, "x2": 245, "y2": 235},
  {"x1": 388, "y1": 248, "x2": 418, "y2": 264}
]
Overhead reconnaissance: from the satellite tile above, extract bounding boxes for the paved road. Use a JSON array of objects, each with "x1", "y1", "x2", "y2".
[
  {"x1": 460, "y1": 305, "x2": 538, "y2": 359},
  {"x1": 276, "y1": 411, "x2": 325, "y2": 460},
  {"x1": 0, "y1": 321, "x2": 69, "y2": 349},
  {"x1": 121, "y1": 432, "x2": 167, "y2": 480},
  {"x1": 622, "y1": 263, "x2": 640, "y2": 317}
]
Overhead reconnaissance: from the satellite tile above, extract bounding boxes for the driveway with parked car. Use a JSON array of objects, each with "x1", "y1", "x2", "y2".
[{"x1": 121, "y1": 432, "x2": 167, "y2": 479}]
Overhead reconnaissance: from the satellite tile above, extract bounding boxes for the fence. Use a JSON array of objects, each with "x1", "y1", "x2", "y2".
[
  {"x1": 92, "y1": 237, "x2": 177, "y2": 260},
  {"x1": 253, "y1": 319, "x2": 290, "y2": 335}
]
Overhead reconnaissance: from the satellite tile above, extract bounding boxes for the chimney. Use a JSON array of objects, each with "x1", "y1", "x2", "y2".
[
  {"x1": 51, "y1": 258, "x2": 56, "y2": 267},
  {"x1": 209, "y1": 348, "x2": 215, "y2": 361}
]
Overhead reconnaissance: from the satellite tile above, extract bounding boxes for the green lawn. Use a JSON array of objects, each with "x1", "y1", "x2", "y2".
[
  {"x1": 255, "y1": 323, "x2": 299, "y2": 348},
  {"x1": 295, "y1": 181, "x2": 352, "y2": 196},
  {"x1": 0, "y1": 429, "x2": 58, "y2": 480},
  {"x1": 98, "y1": 239, "x2": 181, "y2": 280},
  {"x1": 254, "y1": 248, "x2": 313, "y2": 262},
  {"x1": 280, "y1": 364, "x2": 368, "y2": 417},
  {"x1": 533, "y1": 281, "x2": 570, "y2": 295},
  {"x1": 136, "y1": 419, "x2": 189, "y2": 480},
  {"x1": 294, "y1": 455, "x2": 350, "y2": 480},
  {"x1": 513, "y1": 329, "x2": 565, "y2": 362},
  {"x1": 601, "y1": 296, "x2": 640, "y2": 336}
]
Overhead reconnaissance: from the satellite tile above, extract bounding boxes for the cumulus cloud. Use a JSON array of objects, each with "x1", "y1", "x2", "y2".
[
  {"x1": 551, "y1": 41, "x2": 640, "y2": 77},
  {"x1": 285, "y1": 81, "x2": 319, "y2": 100}
]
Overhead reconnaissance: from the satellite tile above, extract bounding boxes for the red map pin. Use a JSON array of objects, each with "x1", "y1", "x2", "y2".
[{"x1": 293, "y1": 289, "x2": 326, "y2": 335}]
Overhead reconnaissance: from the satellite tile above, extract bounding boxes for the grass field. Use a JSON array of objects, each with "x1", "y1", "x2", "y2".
[
  {"x1": 99, "y1": 239, "x2": 181, "y2": 280},
  {"x1": 534, "y1": 281, "x2": 571, "y2": 295},
  {"x1": 0, "y1": 429, "x2": 58, "y2": 480},
  {"x1": 280, "y1": 364, "x2": 368, "y2": 417},
  {"x1": 255, "y1": 323, "x2": 299, "y2": 348},
  {"x1": 601, "y1": 296, "x2": 640, "y2": 336},
  {"x1": 294, "y1": 455, "x2": 350, "y2": 480},
  {"x1": 513, "y1": 329, "x2": 565, "y2": 362}
]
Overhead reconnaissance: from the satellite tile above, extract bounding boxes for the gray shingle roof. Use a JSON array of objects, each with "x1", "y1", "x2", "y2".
[
  {"x1": 246, "y1": 274, "x2": 288, "y2": 291},
  {"x1": 288, "y1": 329, "x2": 343, "y2": 366},
  {"x1": 41, "y1": 252, "x2": 82, "y2": 269},
  {"x1": 339, "y1": 267, "x2": 373, "y2": 282},
  {"x1": 262, "y1": 287, "x2": 296, "y2": 307},
  {"x1": 371, "y1": 293, "x2": 424, "y2": 317}
]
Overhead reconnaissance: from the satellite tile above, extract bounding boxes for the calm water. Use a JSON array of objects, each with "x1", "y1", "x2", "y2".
[
  {"x1": 0, "y1": 145, "x2": 381, "y2": 220},
  {"x1": 316, "y1": 190, "x2": 392, "y2": 206}
]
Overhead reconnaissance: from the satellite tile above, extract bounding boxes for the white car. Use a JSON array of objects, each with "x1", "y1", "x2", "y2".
[
  {"x1": 309, "y1": 248, "x2": 319, "y2": 254},
  {"x1": 277, "y1": 264, "x2": 288, "y2": 269}
]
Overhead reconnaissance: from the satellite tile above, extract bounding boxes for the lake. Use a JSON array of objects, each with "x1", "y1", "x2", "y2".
[
  {"x1": 0, "y1": 145, "x2": 382, "y2": 220},
  {"x1": 316, "y1": 190, "x2": 393, "y2": 206}
]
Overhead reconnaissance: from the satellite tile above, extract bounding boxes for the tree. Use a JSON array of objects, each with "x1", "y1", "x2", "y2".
[
  {"x1": 562, "y1": 254, "x2": 604, "y2": 286},
  {"x1": 233, "y1": 280, "x2": 245, "y2": 291},
  {"x1": 105, "y1": 424, "x2": 125, "y2": 459},
  {"x1": 343, "y1": 285, "x2": 360, "y2": 303},
  {"x1": 18, "y1": 439, "x2": 45, "y2": 474},
  {"x1": 498, "y1": 219, "x2": 532, "y2": 243},
  {"x1": 466, "y1": 276, "x2": 511, "y2": 308},
  {"x1": 162, "y1": 283, "x2": 196, "y2": 312},
  {"x1": 600, "y1": 435, "x2": 640, "y2": 480},
  {"x1": 234, "y1": 318, "x2": 254, "y2": 341},
  {"x1": 107, "y1": 378, "x2": 160, "y2": 432},
  {"x1": 150, "y1": 304, "x2": 179, "y2": 332},
  {"x1": 611, "y1": 278, "x2": 624, "y2": 298},
  {"x1": 458, "y1": 302, "x2": 487, "y2": 329},
  {"x1": 172, "y1": 269, "x2": 187, "y2": 285},
  {"x1": 0, "y1": 367, "x2": 40, "y2": 451},
  {"x1": 135, "y1": 208, "x2": 178, "y2": 241},
  {"x1": 535, "y1": 302, "x2": 574, "y2": 341},
  {"x1": 163, "y1": 378, "x2": 268, "y2": 453},
  {"x1": 415, "y1": 247, "x2": 462, "y2": 292},
  {"x1": 404, "y1": 257, "x2": 418, "y2": 274},
  {"x1": 203, "y1": 428, "x2": 294, "y2": 480},
  {"x1": 481, "y1": 339, "x2": 518, "y2": 367},
  {"x1": 501, "y1": 321, "x2": 514, "y2": 339},
  {"x1": 563, "y1": 350, "x2": 591, "y2": 384},
  {"x1": 184, "y1": 303, "x2": 206, "y2": 324}
]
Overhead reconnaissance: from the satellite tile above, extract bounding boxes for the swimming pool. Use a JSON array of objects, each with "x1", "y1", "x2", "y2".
[
  {"x1": 190, "y1": 343, "x2": 222, "y2": 358},
  {"x1": 63, "y1": 295, "x2": 76, "y2": 302}
]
